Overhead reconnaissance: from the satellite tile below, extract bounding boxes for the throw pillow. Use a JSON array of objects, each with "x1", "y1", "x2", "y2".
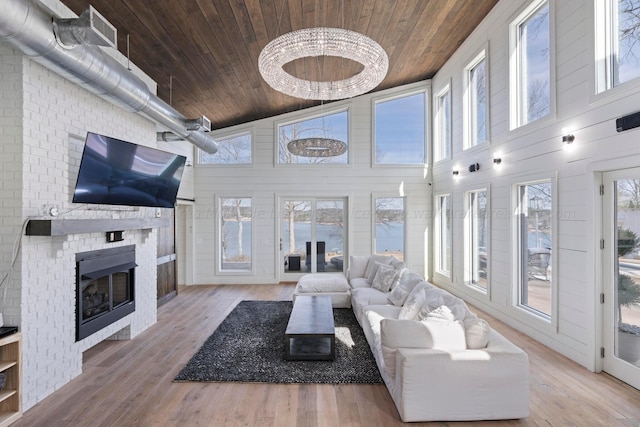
[
  {"x1": 366, "y1": 261, "x2": 387, "y2": 284},
  {"x1": 389, "y1": 257, "x2": 406, "y2": 270},
  {"x1": 348, "y1": 255, "x2": 369, "y2": 280},
  {"x1": 463, "y1": 316, "x2": 491, "y2": 349},
  {"x1": 387, "y1": 271, "x2": 426, "y2": 307},
  {"x1": 371, "y1": 264, "x2": 398, "y2": 292},
  {"x1": 420, "y1": 317, "x2": 467, "y2": 351},
  {"x1": 398, "y1": 287, "x2": 426, "y2": 320},
  {"x1": 363, "y1": 255, "x2": 394, "y2": 283}
]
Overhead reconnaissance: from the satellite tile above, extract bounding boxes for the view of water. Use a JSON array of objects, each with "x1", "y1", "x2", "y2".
[
  {"x1": 222, "y1": 221, "x2": 549, "y2": 258},
  {"x1": 223, "y1": 222, "x2": 405, "y2": 257}
]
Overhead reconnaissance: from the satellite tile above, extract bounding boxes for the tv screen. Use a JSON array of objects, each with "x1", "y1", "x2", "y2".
[{"x1": 73, "y1": 132, "x2": 186, "y2": 208}]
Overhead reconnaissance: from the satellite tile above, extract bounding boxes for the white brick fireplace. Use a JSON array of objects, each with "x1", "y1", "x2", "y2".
[{"x1": 0, "y1": 35, "x2": 166, "y2": 410}]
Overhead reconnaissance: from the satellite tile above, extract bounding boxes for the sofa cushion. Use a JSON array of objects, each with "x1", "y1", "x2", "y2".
[
  {"x1": 349, "y1": 277, "x2": 371, "y2": 289},
  {"x1": 296, "y1": 274, "x2": 350, "y2": 293},
  {"x1": 464, "y1": 316, "x2": 491, "y2": 349},
  {"x1": 398, "y1": 286, "x2": 427, "y2": 320},
  {"x1": 364, "y1": 255, "x2": 394, "y2": 283},
  {"x1": 389, "y1": 257, "x2": 406, "y2": 270},
  {"x1": 351, "y1": 287, "x2": 392, "y2": 322},
  {"x1": 387, "y1": 271, "x2": 425, "y2": 306},
  {"x1": 380, "y1": 318, "x2": 433, "y2": 379},
  {"x1": 371, "y1": 264, "x2": 398, "y2": 292},
  {"x1": 348, "y1": 255, "x2": 369, "y2": 280},
  {"x1": 417, "y1": 287, "x2": 470, "y2": 321}
]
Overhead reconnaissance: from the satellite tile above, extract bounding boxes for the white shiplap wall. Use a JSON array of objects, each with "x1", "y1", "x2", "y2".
[
  {"x1": 193, "y1": 82, "x2": 432, "y2": 285},
  {"x1": 431, "y1": 0, "x2": 640, "y2": 371}
]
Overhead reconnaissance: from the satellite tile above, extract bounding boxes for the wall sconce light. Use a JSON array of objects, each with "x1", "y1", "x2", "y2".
[
  {"x1": 562, "y1": 134, "x2": 575, "y2": 144},
  {"x1": 493, "y1": 157, "x2": 502, "y2": 165},
  {"x1": 468, "y1": 162, "x2": 480, "y2": 172},
  {"x1": 452, "y1": 169, "x2": 459, "y2": 176},
  {"x1": 185, "y1": 160, "x2": 193, "y2": 167}
]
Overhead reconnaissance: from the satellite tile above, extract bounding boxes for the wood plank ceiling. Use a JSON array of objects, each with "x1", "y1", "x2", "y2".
[{"x1": 60, "y1": 0, "x2": 499, "y2": 131}]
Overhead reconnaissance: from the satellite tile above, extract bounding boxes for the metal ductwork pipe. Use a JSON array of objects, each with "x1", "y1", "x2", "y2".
[{"x1": 0, "y1": 0, "x2": 217, "y2": 154}]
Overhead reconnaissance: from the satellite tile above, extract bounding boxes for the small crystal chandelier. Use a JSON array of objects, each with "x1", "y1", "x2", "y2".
[
  {"x1": 258, "y1": 27, "x2": 388, "y2": 100},
  {"x1": 287, "y1": 137, "x2": 347, "y2": 157}
]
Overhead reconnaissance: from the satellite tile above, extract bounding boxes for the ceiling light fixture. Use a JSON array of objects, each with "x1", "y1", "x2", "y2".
[
  {"x1": 287, "y1": 137, "x2": 347, "y2": 157},
  {"x1": 258, "y1": 27, "x2": 388, "y2": 100}
]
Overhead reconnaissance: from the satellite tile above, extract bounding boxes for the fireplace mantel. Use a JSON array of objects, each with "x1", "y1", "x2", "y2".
[{"x1": 25, "y1": 217, "x2": 170, "y2": 236}]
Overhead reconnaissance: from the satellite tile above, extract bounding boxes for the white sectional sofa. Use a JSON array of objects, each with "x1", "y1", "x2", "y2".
[{"x1": 294, "y1": 254, "x2": 530, "y2": 422}]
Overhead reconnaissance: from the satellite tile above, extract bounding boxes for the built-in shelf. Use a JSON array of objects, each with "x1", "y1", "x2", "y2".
[
  {"x1": 25, "y1": 217, "x2": 170, "y2": 236},
  {"x1": 0, "y1": 333, "x2": 21, "y2": 427}
]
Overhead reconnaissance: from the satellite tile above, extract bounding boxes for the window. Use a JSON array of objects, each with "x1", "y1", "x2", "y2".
[
  {"x1": 596, "y1": 0, "x2": 640, "y2": 92},
  {"x1": 278, "y1": 110, "x2": 348, "y2": 164},
  {"x1": 510, "y1": 0, "x2": 551, "y2": 128},
  {"x1": 374, "y1": 92, "x2": 426, "y2": 164},
  {"x1": 465, "y1": 189, "x2": 488, "y2": 292},
  {"x1": 219, "y1": 197, "x2": 252, "y2": 272},
  {"x1": 464, "y1": 51, "x2": 488, "y2": 148},
  {"x1": 435, "y1": 194, "x2": 452, "y2": 276},
  {"x1": 516, "y1": 181, "x2": 552, "y2": 317},
  {"x1": 434, "y1": 85, "x2": 451, "y2": 162},
  {"x1": 374, "y1": 197, "x2": 405, "y2": 260},
  {"x1": 199, "y1": 131, "x2": 252, "y2": 164}
]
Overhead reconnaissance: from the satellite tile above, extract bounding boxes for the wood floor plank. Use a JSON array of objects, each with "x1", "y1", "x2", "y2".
[{"x1": 13, "y1": 284, "x2": 640, "y2": 426}]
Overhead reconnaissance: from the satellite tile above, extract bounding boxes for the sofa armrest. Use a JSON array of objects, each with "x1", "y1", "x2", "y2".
[{"x1": 391, "y1": 331, "x2": 530, "y2": 422}]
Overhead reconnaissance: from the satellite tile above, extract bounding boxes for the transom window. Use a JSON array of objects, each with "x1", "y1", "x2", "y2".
[
  {"x1": 374, "y1": 92, "x2": 426, "y2": 165},
  {"x1": 464, "y1": 51, "x2": 488, "y2": 149},
  {"x1": 277, "y1": 110, "x2": 348, "y2": 164},
  {"x1": 510, "y1": 0, "x2": 551, "y2": 128},
  {"x1": 596, "y1": 0, "x2": 640, "y2": 92},
  {"x1": 199, "y1": 131, "x2": 252, "y2": 164}
]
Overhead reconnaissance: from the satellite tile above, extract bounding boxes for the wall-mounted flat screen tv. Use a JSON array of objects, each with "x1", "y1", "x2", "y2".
[{"x1": 72, "y1": 132, "x2": 186, "y2": 208}]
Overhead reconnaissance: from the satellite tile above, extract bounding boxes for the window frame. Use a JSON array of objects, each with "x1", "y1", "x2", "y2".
[
  {"x1": 372, "y1": 88, "x2": 428, "y2": 166},
  {"x1": 595, "y1": 0, "x2": 640, "y2": 95},
  {"x1": 464, "y1": 187, "x2": 490, "y2": 295},
  {"x1": 198, "y1": 129, "x2": 253, "y2": 166},
  {"x1": 434, "y1": 82, "x2": 452, "y2": 162},
  {"x1": 216, "y1": 195, "x2": 255, "y2": 275},
  {"x1": 463, "y1": 48, "x2": 490, "y2": 150},
  {"x1": 434, "y1": 193, "x2": 452, "y2": 278},
  {"x1": 511, "y1": 175, "x2": 558, "y2": 328},
  {"x1": 275, "y1": 107, "x2": 350, "y2": 166},
  {"x1": 509, "y1": 0, "x2": 553, "y2": 130}
]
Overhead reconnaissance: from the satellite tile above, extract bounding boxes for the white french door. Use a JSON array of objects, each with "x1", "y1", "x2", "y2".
[
  {"x1": 279, "y1": 197, "x2": 346, "y2": 280},
  {"x1": 602, "y1": 169, "x2": 640, "y2": 389}
]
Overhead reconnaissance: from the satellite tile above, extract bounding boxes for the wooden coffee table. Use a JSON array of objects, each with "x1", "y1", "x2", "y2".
[{"x1": 284, "y1": 295, "x2": 335, "y2": 361}]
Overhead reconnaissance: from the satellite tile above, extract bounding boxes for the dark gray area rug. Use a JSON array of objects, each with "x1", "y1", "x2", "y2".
[{"x1": 174, "y1": 300, "x2": 383, "y2": 384}]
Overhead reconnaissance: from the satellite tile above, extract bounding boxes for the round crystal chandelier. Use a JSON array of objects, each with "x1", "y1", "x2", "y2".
[
  {"x1": 287, "y1": 137, "x2": 347, "y2": 157},
  {"x1": 258, "y1": 27, "x2": 388, "y2": 100}
]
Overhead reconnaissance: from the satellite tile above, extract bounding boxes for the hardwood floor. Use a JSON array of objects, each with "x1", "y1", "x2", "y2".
[{"x1": 14, "y1": 284, "x2": 640, "y2": 426}]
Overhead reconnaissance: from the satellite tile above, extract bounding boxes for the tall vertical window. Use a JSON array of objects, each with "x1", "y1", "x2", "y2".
[
  {"x1": 435, "y1": 85, "x2": 451, "y2": 162},
  {"x1": 510, "y1": 0, "x2": 551, "y2": 128},
  {"x1": 464, "y1": 52, "x2": 488, "y2": 148},
  {"x1": 374, "y1": 92, "x2": 426, "y2": 164},
  {"x1": 278, "y1": 110, "x2": 348, "y2": 164},
  {"x1": 465, "y1": 189, "x2": 488, "y2": 292},
  {"x1": 516, "y1": 181, "x2": 552, "y2": 317},
  {"x1": 596, "y1": 0, "x2": 640, "y2": 92},
  {"x1": 199, "y1": 131, "x2": 252, "y2": 164},
  {"x1": 435, "y1": 194, "x2": 452, "y2": 276},
  {"x1": 219, "y1": 197, "x2": 252, "y2": 272},
  {"x1": 374, "y1": 197, "x2": 405, "y2": 260}
]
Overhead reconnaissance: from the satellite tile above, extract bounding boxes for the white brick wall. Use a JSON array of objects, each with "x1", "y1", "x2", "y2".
[{"x1": 0, "y1": 39, "x2": 162, "y2": 410}]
